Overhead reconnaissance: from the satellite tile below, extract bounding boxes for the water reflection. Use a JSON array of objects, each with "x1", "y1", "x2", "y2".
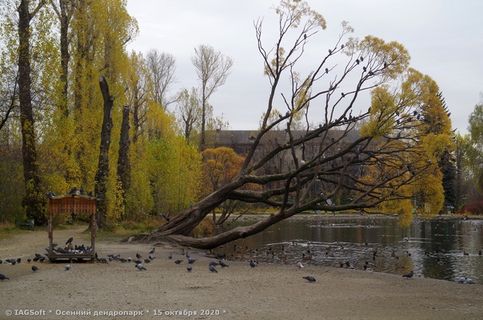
[{"x1": 216, "y1": 216, "x2": 483, "y2": 284}]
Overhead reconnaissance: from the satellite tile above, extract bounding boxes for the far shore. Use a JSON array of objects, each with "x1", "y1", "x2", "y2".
[{"x1": 229, "y1": 211, "x2": 483, "y2": 220}]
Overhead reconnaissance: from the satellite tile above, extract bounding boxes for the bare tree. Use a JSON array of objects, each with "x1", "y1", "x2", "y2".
[
  {"x1": 192, "y1": 44, "x2": 233, "y2": 149},
  {"x1": 145, "y1": 0, "x2": 431, "y2": 248},
  {"x1": 146, "y1": 49, "x2": 176, "y2": 109},
  {"x1": 177, "y1": 87, "x2": 201, "y2": 141}
]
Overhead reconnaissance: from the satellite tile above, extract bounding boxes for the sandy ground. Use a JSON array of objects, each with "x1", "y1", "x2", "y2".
[{"x1": 1, "y1": 226, "x2": 483, "y2": 320}]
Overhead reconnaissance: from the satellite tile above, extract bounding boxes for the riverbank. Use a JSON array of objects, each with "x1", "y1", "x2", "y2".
[{"x1": 1, "y1": 227, "x2": 482, "y2": 320}]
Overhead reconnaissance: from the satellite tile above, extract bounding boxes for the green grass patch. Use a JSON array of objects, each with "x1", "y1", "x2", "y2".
[{"x1": 96, "y1": 217, "x2": 164, "y2": 241}]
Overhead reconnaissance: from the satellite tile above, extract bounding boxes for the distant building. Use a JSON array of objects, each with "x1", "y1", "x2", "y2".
[{"x1": 205, "y1": 130, "x2": 360, "y2": 204}]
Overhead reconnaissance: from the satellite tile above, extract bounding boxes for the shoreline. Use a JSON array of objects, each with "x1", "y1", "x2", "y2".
[{"x1": 1, "y1": 227, "x2": 483, "y2": 320}]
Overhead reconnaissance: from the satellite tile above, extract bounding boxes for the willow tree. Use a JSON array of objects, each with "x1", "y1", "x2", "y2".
[{"x1": 145, "y1": 0, "x2": 440, "y2": 248}]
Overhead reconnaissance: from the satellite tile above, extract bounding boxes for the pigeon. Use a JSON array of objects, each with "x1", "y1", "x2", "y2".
[
  {"x1": 32, "y1": 265, "x2": 39, "y2": 272},
  {"x1": 218, "y1": 260, "x2": 229, "y2": 268},
  {"x1": 64, "y1": 264, "x2": 71, "y2": 271},
  {"x1": 187, "y1": 265, "x2": 192, "y2": 272},
  {"x1": 402, "y1": 271, "x2": 414, "y2": 279},
  {"x1": 188, "y1": 257, "x2": 196, "y2": 264},
  {"x1": 65, "y1": 237, "x2": 74, "y2": 245},
  {"x1": 0, "y1": 273, "x2": 9, "y2": 280},
  {"x1": 135, "y1": 263, "x2": 147, "y2": 271},
  {"x1": 127, "y1": 257, "x2": 132, "y2": 262},
  {"x1": 303, "y1": 276, "x2": 316, "y2": 283},
  {"x1": 174, "y1": 259, "x2": 183, "y2": 265},
  {"x1": 297, "y1": 262, "x2": 304, "y2": 269},
  {"x1": 456, "y1": 276, "x2": 475, "y2": 285},
  {"x1": 149, "y1": 248, "x2": 155, "y2": 255},
  {"x1": 209, "y1": 264, "x2": 218, "y2": 273},
  {"x1": 249, "y1": 260, "x2": 257, "y2": 268}
]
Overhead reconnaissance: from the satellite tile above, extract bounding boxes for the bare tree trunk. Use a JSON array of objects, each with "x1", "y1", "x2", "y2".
[
  {"x1": 151, "y1": 182, "x2": 242, "y2": 237},
  {"x1": 59, "y1": 3, "x2": 70, "y2": 117},
  {"x1": 17, "y1": 0, "x2": 46, "y2": 225},
  {"x1": 94, "y1": 77, "x2": 114, "y2": 228},
  {"x1": 166, "y1": 212, "x2": 289, "y2": 249},
  {"x1": 117, "y1": 106, "x2": 131, "y2": 218},
  {"x1": 200, "y1": 88, "x2": 206, "y2": 150}
]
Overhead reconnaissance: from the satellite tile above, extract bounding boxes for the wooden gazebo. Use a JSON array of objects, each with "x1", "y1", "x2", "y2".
[{"x1": 46, "y1": 192, "x2": 97, "y2": 261}]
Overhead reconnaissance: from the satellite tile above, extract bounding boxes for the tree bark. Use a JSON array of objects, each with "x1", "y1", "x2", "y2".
[
  {"x1": 200, "y1": 89, "x2": 206, "y2": 150},
  {"x1": 94, "y1": 76, "x2": 114, "y2": 228},
  {"x1": 117, "y1": 105, "x2": 131, "y2": 217},
  {"x1": 17, "y1": 0, "x2": 46, "y2": 225},
  {"x1": 59, "y1": 1, "x2": 70, "y2": 117}
]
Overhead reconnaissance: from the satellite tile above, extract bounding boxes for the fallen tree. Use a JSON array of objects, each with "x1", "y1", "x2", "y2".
[{"x1": 147, "y1": 0, "x2": 448, "y2": 248}]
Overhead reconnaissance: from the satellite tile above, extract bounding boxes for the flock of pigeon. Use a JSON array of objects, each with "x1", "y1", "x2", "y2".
[
  {"x1": 4, "y1": 236, "x2": 479, "y2": 284},
  {"x1": 0, "y1": 236, "x2": 320, "y2": 284}
]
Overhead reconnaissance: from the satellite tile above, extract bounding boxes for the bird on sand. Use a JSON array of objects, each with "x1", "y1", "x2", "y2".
[
  {"x1": 0, "y1": 273, "x2": 9, "y2": 280},
  {"x1": 303, "y1": 276, "x2": 316, "y2": 283},
  {"x1": 187, "y1": 256, "x2": 196, "y2": 264},
  {"x1": 168, "y1": 253, "x2": 173, "y2": 260},
  {"x1": 135, "y1": 263, "x2": 147, "y2": 271},
  {"x1": 65, "y1": 237, "x2": 74, "y2": 245},
  {"x1": 297, "y1": 262, "x2": 304, "y2": 269},
  {"x1": 31, "y1": 265, "x2": 39, "y2": 272},
  {"x1": 402, "y1": 271, "x2": 414, "y2": 279},
  {"x1": 187, "y1": 265, "x2": 192, "y2": 272},
  {"x1": 64, "y1": 264, "x2": 71, "y2": 271},
  {"x1": 149, "y1": 248, "x2": 155, "y2": 255},
  {"x1": 209, "y1": 264, "x2": 218, "y2": 273},
  {"x1": 218, "y1": 260, "x2": 229, "y2": 268},
  {"x1": 136, "y1": 253, "x2": 142, "y2": 259},
  {"x1": 249, "y1": 260, "x2": 257, "y2": 268},
  {"x1": 174, "y1": 259, "x2": 183, "y2": 265}
]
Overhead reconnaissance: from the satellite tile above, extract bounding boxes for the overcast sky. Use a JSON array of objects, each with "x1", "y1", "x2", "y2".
[{"x1": 126, "y1": 0, "x2": 483, "y2": 133}]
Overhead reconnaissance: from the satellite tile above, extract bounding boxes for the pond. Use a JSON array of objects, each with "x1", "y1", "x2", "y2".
[{"x1": 215, "y1": 215, "x2": 483, "y2": 284}]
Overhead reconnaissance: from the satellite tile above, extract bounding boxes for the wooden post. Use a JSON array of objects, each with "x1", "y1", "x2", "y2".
[
  {"x1": 90, "y1": 209, "x2": 97, "y2": 257},
  {"x1": 48, "y1": 199, "x2": 53, "y2": 252}
]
